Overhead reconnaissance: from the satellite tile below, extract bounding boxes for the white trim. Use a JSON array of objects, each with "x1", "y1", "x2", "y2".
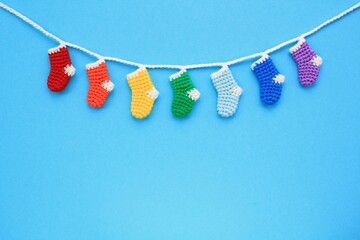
[
  {"x1": 101, "y1": 80, "x2": 114, "y2": 92},
  {"x1": 187, "y1": 88, "x2": 200, "y2": 101},
  {"x1": 311, "y1": 55, "x2": 323, "y2": 66},
  {"x1": 169, "y1": 68, "x2": 187, "y2": 81},
  {"x1": 146, "y1": 88, "x2": 159, "y2": 100},
  {"x1": 251, "y1": 54, "x2": 269, "y2": 70},
  {"x1": 231, "y1": 86, "x2": 243, "y2": 97},
  {"x1": 289, "y1": 37, "x2": 306, "y2": 53},
  {"x1": 127, "y1": 66, "x2": 146, "y2": 79},
  {"x1": 86, "y1": 59, "x2": 105, "y2": 70},
  {"x1": 48, "y1": 44, "x2": 66, "y2": 54},
  {"x1": 273, "y1": 74, "x2": 285, "y2": 84},
  {"x1": 211, "y1": 65, "x2": 229, "y2": 79},
  {"x1": 64, "y1": 64, "x2": 75, "y2": 76}
]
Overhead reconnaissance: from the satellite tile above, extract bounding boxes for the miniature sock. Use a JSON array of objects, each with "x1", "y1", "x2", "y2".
[
  {"x1": 169, "y1": 69, "x2": 200, "y2": 117},
  {"x1": 127, "y1": 67, "x2": 159, "y2": 119},
  {"x1": 251, "y1": 54, "x2": 285, "y2": 105},
  {"x1": 290, "y1": 38, "x2": 322, "y2": 86},
  {"x1": 86, "y1": 59, "x2": 114, "y2": 108},
  {"x1": 47, "y1": 44, "x2": 75, "y2": 92},
  {"x1": 211, "y1": 66, "x2": 242, "y2": 117}
]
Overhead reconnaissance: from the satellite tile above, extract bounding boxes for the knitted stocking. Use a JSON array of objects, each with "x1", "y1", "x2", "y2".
[
  {"x1": 211, "y1": 66, "x2": 242, "y2": 117},
  {"x1": 127, "y1": 67, "x2": 159, "y2": 119},
  {"x1": 86, "y1": 59, "x2": 114, "y2": 108},
  {"x1": 251, "y1": 54, "x2": 285, "y2": 105},
  {"x1": 170, "y1": 69, "x2": 200, "y2": 117},
  {"x1": 47, "y1": 44, "x2": 75, "y2": 92},
  {"x1": 290, "y1": 38, "x2": 322, "y2": 86}
]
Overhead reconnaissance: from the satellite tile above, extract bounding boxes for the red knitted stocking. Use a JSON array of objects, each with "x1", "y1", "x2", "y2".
[{"x1": 47, "y1": 44, "x2": 75, "y2": 92}]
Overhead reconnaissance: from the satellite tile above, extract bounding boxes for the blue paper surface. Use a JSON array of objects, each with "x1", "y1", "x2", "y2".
[{"x1": 0, "y1": 1, "x2": 360, "y2": 239}]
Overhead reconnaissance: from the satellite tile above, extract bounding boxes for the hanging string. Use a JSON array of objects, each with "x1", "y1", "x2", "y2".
[{"x1": 1, "y1": 1, "x2": 359, "y2": 69}]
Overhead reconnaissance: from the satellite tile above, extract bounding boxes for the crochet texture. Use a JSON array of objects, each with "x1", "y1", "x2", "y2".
[
  {"x1": 211, "y1": 66, "x2": 243, "y2": 117},
  {"x1": 47, "y1": 44, "x2": 75, "y2": 92},
  {"x1": 170, "y1": 69, "x2": 200, "y2": 118},
  {"x1": 290, "y1": 38, "x2": 322, "y2": 86},
  {"x1": 251, "y1": 54, "x2": 285, "y2": 105},
  {"x1": 86, "y1": 59, "x2": 114, "y2": 108},
  {"x1": 127, "y1": 67, "x2": 159, "y2": 119}
]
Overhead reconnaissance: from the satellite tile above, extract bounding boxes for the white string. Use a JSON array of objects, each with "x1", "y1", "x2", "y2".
[{"x1": 1, "y1": 1, "x2": 360, "y2": 70}]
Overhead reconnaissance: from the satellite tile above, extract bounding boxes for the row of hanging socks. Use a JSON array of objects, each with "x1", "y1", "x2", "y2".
[{"x1": 46, "y1": 37, "x2": 322, "y2": 119}]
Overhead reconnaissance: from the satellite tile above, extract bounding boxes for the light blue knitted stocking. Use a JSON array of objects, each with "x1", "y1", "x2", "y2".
[{"x1": 211, "y1": 66, "x2": 243, "y2": 117}]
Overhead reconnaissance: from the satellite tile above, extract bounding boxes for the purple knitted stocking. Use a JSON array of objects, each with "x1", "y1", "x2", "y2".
[{"x1": 290, "y1": 38, "x2": 322, "y2": 87}]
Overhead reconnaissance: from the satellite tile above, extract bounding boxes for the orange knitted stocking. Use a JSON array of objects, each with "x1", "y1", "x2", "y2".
[{"x1": 86, "y1": 59, "x2": 114, "y2": 108}]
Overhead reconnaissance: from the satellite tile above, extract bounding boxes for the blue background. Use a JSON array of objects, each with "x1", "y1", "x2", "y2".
[{"x1": 1, "y1": 0, "x2": 360, "y2": 239}]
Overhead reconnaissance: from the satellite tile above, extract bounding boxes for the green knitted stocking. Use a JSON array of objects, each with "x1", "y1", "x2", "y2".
[{"x1": 170, "y1": 69, "x2": 200, "y2": 117}]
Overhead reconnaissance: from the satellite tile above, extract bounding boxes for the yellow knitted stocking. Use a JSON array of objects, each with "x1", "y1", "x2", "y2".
[{"x1": 127, "y1": 67, "x2": 159, "y2": 119}]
